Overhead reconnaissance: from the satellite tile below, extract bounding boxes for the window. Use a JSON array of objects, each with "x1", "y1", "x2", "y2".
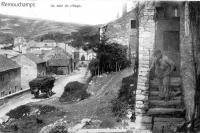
[
  {"x1": 1, "y1": 91, "x2": 5, "y2": 97},
  {"x1": 9, "y1": 91, "x2": 11, "y2": 94},
  {"x1": 156, "y1": 7, "x2": 164, "y2": 19},
  {"x1": 131, "y1": 20, "x2": 136, "y2": 29},
  {"x1": 0, "y1": 75, "x2": 4, "y2": 81}
]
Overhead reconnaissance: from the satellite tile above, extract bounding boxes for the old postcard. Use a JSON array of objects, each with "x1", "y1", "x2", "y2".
[{"x1": 0, "y1": 0, "x2": 199, "y2": 132}]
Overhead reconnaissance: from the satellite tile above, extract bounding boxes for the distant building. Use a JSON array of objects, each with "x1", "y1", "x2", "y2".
[
  {"x1": 13, "y1": 37, "x2": 27, "y2": 53},
  {"x1": 26, "y1": 40, "x2": 54, "y2": 55},
  {"x1": 86, "y1": 49, "x2": 96, "y2": 60},
  {"x1": 56, "y1": 43, "x2": 76, "y2": 58},
  {"x1": 42, "y1": 47, "x2": 73, "y2": 75},
  {"x1": 0, "y1": 55, "x2": 21, "y2": 97},
  {"x1": 47, "y1": 59, "x2": 70, "y2": 75},
  {"x1": 42, "y1": 40, "x2": 56, "y2": 47},
  {"x1": 79, "y1": 48, "x2": 87, "y2": 61},
  {"x1": 11, "y1": 53, "x2": 46, "y2": 88},
  {"x1": 0, "y1": 49, "x2": 20, "y2": 58}
]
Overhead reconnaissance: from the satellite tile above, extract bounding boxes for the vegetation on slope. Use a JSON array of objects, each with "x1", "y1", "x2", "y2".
[
  {"x1": 88, "y1": 37, "x2": 130, "y2": 76},
  {"x1": 59, "y1": 81, "x2": 90, "y2": 103}
]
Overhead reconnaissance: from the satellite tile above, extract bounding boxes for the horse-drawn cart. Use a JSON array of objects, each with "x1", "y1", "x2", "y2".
[{"x1": 29, "y1": 76, "x2": 55, "y2": 98}]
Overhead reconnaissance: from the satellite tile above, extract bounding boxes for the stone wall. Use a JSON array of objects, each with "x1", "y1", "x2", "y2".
[
  {"x1": 105, "y1": 10, "x2": 136, "y2": 46},
  {"x1": 0, "y1": 68, "x2": 21, "y2": 97},
  {"x1": 104, "y1": 9, "x2": 138, "y2": 62},
  {"x1": 134, "y1": 2, "x2": 155, "y2": 129},
  {"x1": 12, "y1": 54, "x2": 38, "y2": 88},
  {"x1": 180, "y1": 2, "x2": 196, "y2": 122}
]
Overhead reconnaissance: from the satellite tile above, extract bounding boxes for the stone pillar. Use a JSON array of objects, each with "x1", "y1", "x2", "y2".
[
  {"x1": 180, "y1": 2, "x2": 195, "y2": 122},
  {"x1": 136, "y1": 3, "x2": 155, "y2": 115},
  {"x1": 134, "y1": 2, "x2": 155, "y2": 129}
]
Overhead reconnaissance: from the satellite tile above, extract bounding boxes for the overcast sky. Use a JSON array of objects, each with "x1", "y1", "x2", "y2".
[{"x1": 0, "y1": 0, "x2": 135, "y2": 25}]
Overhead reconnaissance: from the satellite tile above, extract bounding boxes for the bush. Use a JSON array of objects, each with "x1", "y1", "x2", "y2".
[
  {"x1": 6, "y1": 105, "x2": 31, "y2": 119},
  {"x1": 111, "y1": 73, "x2": 137, "y2": 117},
  {"x1": 59, "y1": 81, "x2": 90, "y2": 102},
  {"x1": 118, "y1": 73, "x2": 137, "y2": 104},
  {"x1": 111, "y1": 99, "x2": 129, "y2": 117},
  {"x1": 39, "y1": 105, "x2": 57, "y2": 114},
  {"x1": 88, "y1": 39, "x2": 130, "y2": 76},
  {"x1": 88, "y1": 59, "x2": 99, "y2": 76}
]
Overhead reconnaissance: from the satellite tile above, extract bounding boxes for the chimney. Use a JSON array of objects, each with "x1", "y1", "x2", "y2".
[{"x1": 122, "y1": 3, "x2": 127, "y2": 16}]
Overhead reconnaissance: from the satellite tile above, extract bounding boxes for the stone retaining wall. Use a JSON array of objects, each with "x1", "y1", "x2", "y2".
[{"x1": 134, "y1": 2, "x2": 155, "y2": 129}]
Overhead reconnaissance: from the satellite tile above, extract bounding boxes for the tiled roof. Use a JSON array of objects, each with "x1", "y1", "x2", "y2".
[
  {"x1": 0, "y1": 55, "x2": 20, "y2": 72},
  {"x1": 42, "y1": 47, "x2": 71, "y2": 61},
  {"x1": 47, "y1": 59, "x2": 69, "y2": 67},
  {"x1": 24, "y1": 53, "x2": 46, "y2": 64}
]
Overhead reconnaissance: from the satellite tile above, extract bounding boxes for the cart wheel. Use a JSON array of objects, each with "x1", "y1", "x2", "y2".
[
  {"x1": 50, "y1": 90, "x2": 53, "y2": 95},
  {"x1": 46, "y1": 92, "x2": 50, "y2": 98},
  {"x1": 34, "y1": 91, "x2": 39, "y2": 98}
]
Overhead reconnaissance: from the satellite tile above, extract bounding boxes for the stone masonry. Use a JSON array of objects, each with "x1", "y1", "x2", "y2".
[{"x1": 134, "y1": 3, "x2": 155, "y2": 130}]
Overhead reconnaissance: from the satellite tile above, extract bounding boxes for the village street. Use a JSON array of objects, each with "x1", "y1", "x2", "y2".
[{"x1": 0, "y1": 67, "x2": 89, "y2": 120}]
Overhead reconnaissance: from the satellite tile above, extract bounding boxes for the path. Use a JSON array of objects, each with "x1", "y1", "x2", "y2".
[{"x1": 0, "y1": 67, "x2": 88, "y2": 120}]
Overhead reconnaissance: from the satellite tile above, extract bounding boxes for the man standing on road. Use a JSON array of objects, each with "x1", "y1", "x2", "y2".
[{"x1": 150, "y1": 49, "x2": 175, "y2": 101}]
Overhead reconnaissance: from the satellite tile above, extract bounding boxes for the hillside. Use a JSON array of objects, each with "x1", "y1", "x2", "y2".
[
  {"x1": 0, "y1": 14, "x2": 100, "y2": 47},
  {"x1": 0, "y1": 14, "x2": 85, "y2": 40}
]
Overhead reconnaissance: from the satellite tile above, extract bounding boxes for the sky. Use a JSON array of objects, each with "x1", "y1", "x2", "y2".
[{"x1": 0, "y1": 0, "x2": 135, "y2": 25}]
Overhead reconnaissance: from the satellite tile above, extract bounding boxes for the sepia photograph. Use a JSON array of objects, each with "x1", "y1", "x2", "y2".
[{"x1": 0, "y1": 0, "x2": 199, "y2": 132}]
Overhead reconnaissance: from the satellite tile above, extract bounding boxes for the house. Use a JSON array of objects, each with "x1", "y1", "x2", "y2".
[
  {"x1": 0, "y1": 49, "x2": 20, "y2": 58},
  {"x1": 47, "y1": 59, "x2": 70, "y2": 75},
  {"x1": 126, "y1": 1, "x2": 200, "y2": 131},
  {"x1": 79, "y1": 48, "x2": 87, "y2": 61},
  {"x1": 26, "y1": 40, "x2": 54, "y2": 56},
  {"x1": 86, "y1": 49, "x2": 96, "y2": 60},
  {"x1": 11, "y1": 53, "x2": 46, "y2": 88},
  {"x1": 13, "y1": 37, "x2": 27, "y2": 53},
  {"x1": 0, "y1": 55, "x2": 21, "y2": 98},
  {"x1": 100, "y1": 1, "x2": 200, "y2": 131},
  {"x1": 56, "y1": 43, "x2": 76, "y2": 58},
  {"x1": 42, "y1": 47, "x2": 73, "y2": 75},
  {"x1": 42, "y1": 39, "x2": 56, "y2": 47}
]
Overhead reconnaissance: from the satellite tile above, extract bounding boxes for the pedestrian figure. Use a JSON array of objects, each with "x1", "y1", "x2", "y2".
[{"x1": 150, "y1": 49, "x2": 175, "y2": 101}]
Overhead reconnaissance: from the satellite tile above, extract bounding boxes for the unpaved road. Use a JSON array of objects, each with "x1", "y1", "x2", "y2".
[
  {"x1": 34, "y1": 68, "x2": 134, "y2": 123},
  {"x1": 0, "y1": 67, "x2": 89, "y2": 119}
]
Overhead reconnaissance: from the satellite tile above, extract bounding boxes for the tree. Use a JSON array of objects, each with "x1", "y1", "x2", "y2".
[{"x1": 88, "y1": 36, "x2": 130, "y2": 76}]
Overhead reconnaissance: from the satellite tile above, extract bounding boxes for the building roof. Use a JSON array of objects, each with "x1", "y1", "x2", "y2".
[
  {"x1": 43, "y1": 40, "x2": 56, "y2": 43},
  {"x1": 24, "y1": 53, "x2": 46, "y2": 64},
  {"x1": 42, "y1": 47, "x2": 71, "y2": 61},
  {"x1": 0, "y1": 55, "x2": 20, "y2": 72},
  {"x1": 47, "y1": 59, "x2": 69, "y2": 67},
  {"x1": 0, "y1": 49, "x2": 20, "y2": 58}
]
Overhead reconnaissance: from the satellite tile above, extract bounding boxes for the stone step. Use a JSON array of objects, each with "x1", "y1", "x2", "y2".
[
  {"x1": 150, "y1": 86, "x2": 181, "y2": 92},
  {"x1": 150, "y1": 77, "x2": 181, "y2": 86},
  {"x1": 135, "y1": 115, "x2": 152, "y2": 124},
  {"x1": 136, "y1": 94, "x2": 148, "y2": 101},
  {"x1": 153, "y1": 122, "x2": 184, "y2": 131},
  {"x1": 154, "y1": 117, "x2": 185, "y2": 123},
  {"x1": 150, "y1": 81, "x2": 181, "y2": 88},
  {"x1": 128, "y1": 121, "x2": 152, "y2": 130},
  {"x1": 150, "y1": 91, "x2": 181, "y2": 97},
  {"x1": 149, "y1": 95, "x2": 181, "y2": 101},
  {"x1": 147, "y1": 108, "x2": 185, "y2": 116},
  {"x1": 149, "y1": 99, "x2": 182, "y2": 108}
]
